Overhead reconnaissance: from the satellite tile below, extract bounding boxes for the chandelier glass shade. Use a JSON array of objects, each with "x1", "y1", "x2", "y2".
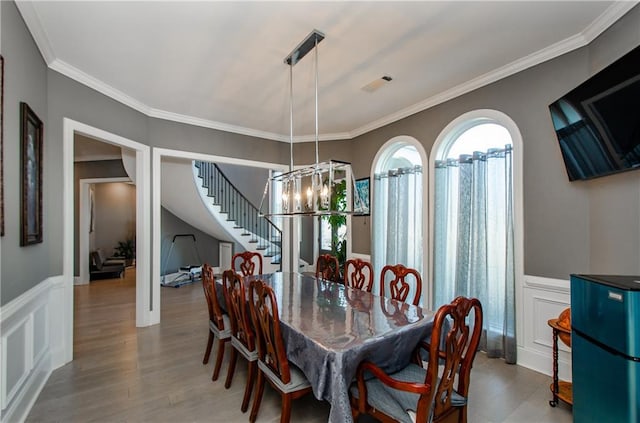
[{"x1": 259, "y1": 30, "x2": 365, "y2": 218}]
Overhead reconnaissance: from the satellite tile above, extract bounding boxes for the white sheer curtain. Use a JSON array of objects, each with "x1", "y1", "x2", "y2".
[
  {"x1": 372, "y1": 165, "x2": 423, "y2": 298},
  {"x1": 433, "y1": 146, "x2": 516, "y2": 363}
]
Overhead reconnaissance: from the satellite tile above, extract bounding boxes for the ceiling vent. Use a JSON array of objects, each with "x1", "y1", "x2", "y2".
[{"x1": 361, "y1": 75, "x2": 393, "y2": 93}]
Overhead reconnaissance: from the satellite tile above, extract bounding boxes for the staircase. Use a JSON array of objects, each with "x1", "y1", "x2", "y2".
[{"x1": 194, "y1": 161, "x2": 281, "y2": 269}]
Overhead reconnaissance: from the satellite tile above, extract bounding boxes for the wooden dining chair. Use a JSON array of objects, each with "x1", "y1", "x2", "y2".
[
  {"x1": 344, "y1": 258, "x2": 374, "y2": 292},
  {"x1": 379, "y1": 263, "x2": 422, "y2": 306},
  {"x1": 248, "y1": 279, "x2": 312, "y2": 423},
  {"x1": 315, "y1": 253, "x2": 339, "y2": 282},
  {"x1": 202, "y1": 265, "x2": 231, "y2": 381},
  {"x1": 351, "y1": 296, "x2": 483, "y2": 423},
  {"x1": 221, "y1": 270, "x2": 258, "y2": 412},
  {"x1": 232, "y1": 251, "x2": 263, "y2": 276}
]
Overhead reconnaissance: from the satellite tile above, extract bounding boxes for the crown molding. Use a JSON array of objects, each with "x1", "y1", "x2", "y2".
[
  {"x1": 581, "y1": 1, "x2": 639, "y2": 42},
  {"x1": 20, "y1": 2, "x2": 636, "y2": 144},
  {"x1": 292, "y1": 131, "x2": 354, "y2": 142},
  {"x1": 147, "y1": 108, "x2": 289, "y2": 143},
  {"x1": 15, "y1": 1, "x2": 56, "y2": 64},
  {"x1": 350, "y1": 2, "x2": 635, "y2": 139},
  {"x1": 50, "y1": 59, "x2": 151, "y2": 116}
]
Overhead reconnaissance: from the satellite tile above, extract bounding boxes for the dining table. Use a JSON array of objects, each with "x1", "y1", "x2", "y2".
[{"x1": 218, "y1": 271, "x2": 436, "y2": 423}]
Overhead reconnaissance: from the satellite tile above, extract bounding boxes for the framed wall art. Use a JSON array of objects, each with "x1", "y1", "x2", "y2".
[
  {"x1": 20, "y1": 102, "x2": 43, "y2": 246},
  {"x1": 354, "y1": 177, "x2": 370, "y2": 216}
]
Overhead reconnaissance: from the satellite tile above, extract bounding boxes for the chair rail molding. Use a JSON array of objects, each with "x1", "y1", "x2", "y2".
[{"x1": 518, "y1": 274, "x2": 572, "y2": 382}]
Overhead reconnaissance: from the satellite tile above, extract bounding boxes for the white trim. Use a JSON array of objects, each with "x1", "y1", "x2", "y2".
[
  {"x1": 370, "y1": 136, "x2": 429, "y2": 303},
  {"x1": 17, "y1": 2, "x2": 634, "y2": 143},
  {"x1": 51, "y1": 59, "x2": 150, "y2": 116},
  {"x1": 148, "y1": 109, "x2": 290, "y2": 143},
  {"x1": 0, "y1": 277, "x2": 56, "y2": 423},
  {"x1": 581, "y1": 2, "x2": 639, "y2": 42},
  {"x1": 347, "y1": 2, "x2": 638, "y2": 138},
  {"x1": 78, "y1": 177, "x2": 132, "y2": 285},
  {"x1": 152, "y1": 147, "x2": 290, "y2": 319},
  {"x1": 519, "y1": 274, "x2": 572, "y2": 380},
  {"x1": 524, "y1": 275, "x2": 571, "y2": 294},
  {"x1": 13, "y1": 1, "x2": 56, "y2": 64},
  {"x1": 517, "y1": 345, "x2": 572, "y2": 381},
  {"x1": 63, "y1": 118, "x2": 153, "y2": 358}
]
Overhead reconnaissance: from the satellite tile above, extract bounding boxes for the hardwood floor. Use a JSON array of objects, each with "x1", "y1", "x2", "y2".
[{"x1": 26, "y1": 271, "x2": 573, "y2": 422}]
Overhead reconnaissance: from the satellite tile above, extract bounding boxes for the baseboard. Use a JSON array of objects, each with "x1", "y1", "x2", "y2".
[{"x1": 517, "y1": 346, "x2": 572, "y2": 382}]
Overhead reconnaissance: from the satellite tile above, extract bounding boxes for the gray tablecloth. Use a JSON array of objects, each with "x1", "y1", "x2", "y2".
[{"x1": 238, "y1": 273, "x2": 436, "y2": 423}]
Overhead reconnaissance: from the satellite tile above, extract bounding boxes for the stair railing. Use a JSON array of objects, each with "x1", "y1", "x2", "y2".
[{"x1": 194, "y1": 161, "x2": 281, "y2": 260}]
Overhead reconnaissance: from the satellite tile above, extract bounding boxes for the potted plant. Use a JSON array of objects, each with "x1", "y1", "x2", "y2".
[
  {"x1": 324, "y1": 179, "x2": 347, "y2": 279},
  {"x1": 113, "y1": 238, "x2": 135, "y2": 266}
]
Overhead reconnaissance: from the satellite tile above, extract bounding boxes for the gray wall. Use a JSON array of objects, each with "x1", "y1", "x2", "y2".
[
  {"x1": 2, "y1": 1, "x2": 639, "y2": 306},
  {"x1": 216, "y1": 163, "x2": 269, "y2": 207},
  {"x1": 92, "y1": 182, "x2": 136, "y2": 259},
  {"x1": 347, "y1": 6, "x2": 640, "y2": 279},
  {"x1": 161, "y1": 207, "x2": 219, "y2": 274},
  {"x1": 73, "y1": 159, "x2": 129, "y2": 275},
  {"x1": 1, "y1": 1, "x2": 49, "y2": 304}
]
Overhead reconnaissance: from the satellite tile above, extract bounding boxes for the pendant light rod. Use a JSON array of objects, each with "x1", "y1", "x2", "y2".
[
  {"x1": 314, "y1": 35, "x2": 319, "y2": 166},
  {"x1": 284, "y1": 29, "x2": 325, "y2": 171},
  {"x1": 289, "y1": 63, "x2": 294, "y2": 170}
]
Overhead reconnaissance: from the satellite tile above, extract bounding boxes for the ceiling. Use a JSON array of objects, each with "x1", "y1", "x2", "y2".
[{"x1": 18, "y1": 1, "x2": 636, "y2": 142}]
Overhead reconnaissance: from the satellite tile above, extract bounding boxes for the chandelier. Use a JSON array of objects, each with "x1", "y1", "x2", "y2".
[{"x1": 259, "y1": 30, "x2": 365, "y2": 217}]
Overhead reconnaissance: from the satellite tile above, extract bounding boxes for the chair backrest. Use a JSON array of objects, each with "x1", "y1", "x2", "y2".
[
  {"x1": 222, "y1": 269, "x2": 254, "y2": 351},
  {"x1": 202, "y1": 264, "x2": 226, "y2": 330},
  {"x1": 379, "y1": 264, "x2": 422, "y2": 305},
  {"x1": 344, "y1": 258, "x2": 374, "y2": 292},
  {"x1": 232, "y1": 251, "x2": 263, "y2": 276},
  {"x1": 248, "y1": 279, "x2": 292, "y2": 384},
  {"x1": 315, "y1": 254, "x2": 339, "y2": 282},
  {"x1": 420, "y1": 296, "x2": 483, "y2": 422}
]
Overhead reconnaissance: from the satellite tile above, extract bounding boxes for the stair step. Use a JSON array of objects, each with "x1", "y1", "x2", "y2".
[
  {"x1": 233, "y1": 226, "x2": 243, "y2": 229},
  {"x1": 241, "y1": 233, "x2": 251, "y2": 236},
  {"x1": 248, "y1": 240, "x2": 258, "y2": 243}
]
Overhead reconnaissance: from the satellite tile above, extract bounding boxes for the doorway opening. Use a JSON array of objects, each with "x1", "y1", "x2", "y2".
[{"x1": 63, "y1": 118, "x2": 151, "y2": 364}]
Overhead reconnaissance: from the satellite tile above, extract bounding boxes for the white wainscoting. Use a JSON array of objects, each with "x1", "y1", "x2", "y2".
[
  {"x1": 1, "y1": 275, "x2": 66, "y2": 423},
  {"x1": 517, "y1": 275, "x2": 572, "y2": 382}
]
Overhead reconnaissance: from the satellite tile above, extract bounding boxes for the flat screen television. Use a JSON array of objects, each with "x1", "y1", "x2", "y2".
[{"x1": 549, "y1": 45, "x2": 640, "y2": 181}]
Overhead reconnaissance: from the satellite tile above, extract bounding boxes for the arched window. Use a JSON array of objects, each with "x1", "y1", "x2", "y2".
[
  {"x1": 431, "y1": 110, "x2": 520, "y2": 363},
  {"x1": 372, "y1": 136, "x2": 427, "y2": 302}
]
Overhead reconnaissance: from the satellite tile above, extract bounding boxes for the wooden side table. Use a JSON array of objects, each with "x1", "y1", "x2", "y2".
[{"x1": 548, "y1": 318, "x2": 573, "y2": 407}]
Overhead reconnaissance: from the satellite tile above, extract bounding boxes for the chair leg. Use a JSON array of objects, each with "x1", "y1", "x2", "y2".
[
  {"x1": 280, "y1": 393, "x2": 292, "y2": 423},
  {"x1": 250, "y1": 371, "x2": 265, "y2": 423},
  {"x1": 211, "y1": 338, "x2": 226, "y2": 381},
  {"x1": 203, "y1": 331, "x2": 214, "y2": 364},
  {"x1": 224, "y1": 348, "x2": 238, "y2": 389},
  {"x1": 241, "y1": 360, "x2": 257, "y2": 412}
]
